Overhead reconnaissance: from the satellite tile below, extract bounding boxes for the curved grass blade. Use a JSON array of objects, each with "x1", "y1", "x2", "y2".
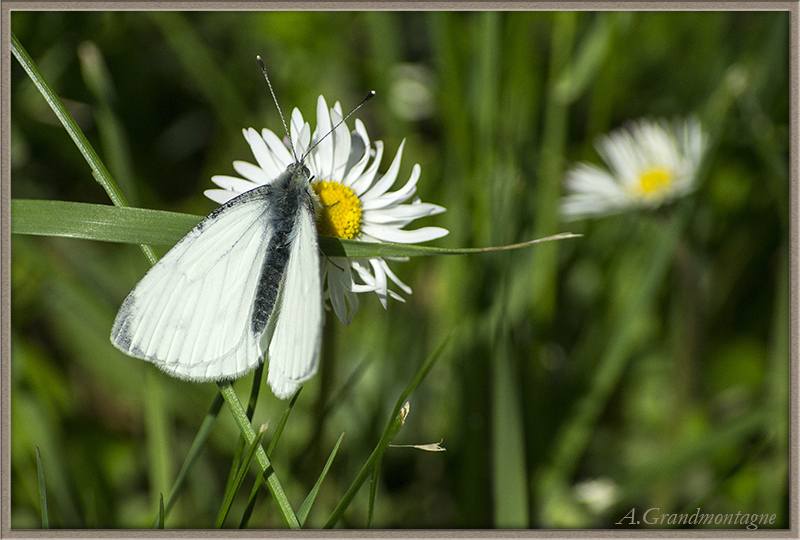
[
  {"x1": 267, "y1": 387, "x2": 303, "y2": 459},
  {"x1": 215, "y1": 422, "x2": 269, "y2": 528},
  {"x1": 11, "y1": 34, "x2": 126, "y2": 208},
  {"x1": 11, "y1": 199, "x2": 579, "y2": 258},
  {"x1": 217, "y1": 382, "x2": 300, "y2": 529},
  {"x1": 35, "y1": 446, "x2": 49, "y2": 529},
  {"x1": 11, "y1": 33, "x2": 158, "y2": 266},
  {"x1": 221, "y1": 365, "x2": 264, "y2": 525},
  {"x1": 238, "y1": 387, "x2": 302, "y2": 529},
  {"x1": 367, "y1": 405, "x2": 410, "y2": 528},
  {"x1": 238, "y1": 481, "x2": 260, "y2": 529},
  {"x1": 324, "y1": 336, "x2": 450, "y2": 528},
  {"x1": 323, "y1": 403, "x2": 408, "y2": 529},
  {"x1": 297, "y1": 431, "x2": 346, "y2": 526}
]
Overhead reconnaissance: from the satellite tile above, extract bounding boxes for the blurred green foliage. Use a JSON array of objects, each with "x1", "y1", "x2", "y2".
[{"x1": 10, "y1": 10, "x2": 790, "y2": 530}]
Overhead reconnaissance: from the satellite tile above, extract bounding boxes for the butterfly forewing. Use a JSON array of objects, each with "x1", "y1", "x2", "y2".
[{"x1": 111, "y1": 186, "x2": 278, "y2": 381}]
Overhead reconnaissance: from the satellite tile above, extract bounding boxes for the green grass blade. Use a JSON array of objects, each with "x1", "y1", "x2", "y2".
[
  {"x1": 236, "y1": 386, "x2": 302, "y2": 528},
  {"x1": 298, "y1": 357, "x2": 372, "y2": 464},
  {"x1": 11, "y1": 199, "x2": 578, "y2": 257},
  {"x1": 217, "y1": 382, "x2": 300, "y2": 529},
  {"x1": 297, "y1": 431, "x2": 346, "y2": 526},
  {"x1": 11, "y1": 199, "x2": 200, "y2": 247},
  {"x1": 367, "y1": 452, "x2": 381, "y2": 528},
  {"x1": 11, "y1": 33, "x2": 127, "y2": 208},
  {"x1": 362, "y1": 333, "x2": 449, "y2": 528},
  {"x1": 10, "y1": 32, "x2": 158, "y2": 266},
  {"x1": 267, "y1": 387, "x2": 302, "y2": 459},
  {"x1": 554, "y1": 12, "x2": 615, "y2": 103},
  {"x1": 221, "y1": 365, "x2": 265, "y2": 523},
  {"x1": 215, "y1": 423, "x2": 269, "y2": 528},
  {"x1": 491, "y1": 335, "x2": 529, "y2": 528},
  {"x1": 387, "y1": 335, "x2": 450, "y2": 418},
  {"x1": 76, "y1": 41, "x2": 139, "y2": 204},
  {"x1": 323, "y1": 404, "x2": 408, "y2": 529},
  {"x1": 324, "y1": 336, "x2": 450, "y2": 528},
  {"x1": 151, "y1": 392, "x2": 224, "y2": 528},
  {"x1": 238, "y1": 477, "x2": 262, "y2": 529},
  {"x1": 143, "y1": 370, "x2": 171, "y2": 524},
  {"x1": 35, "y1": 446, "x2": 49, "y2": 529},
  {"x1": 157, "y1": 494, "x2": 165, "y2": 529},
  {"x1": 321, "y1": 233, "x2": 582, "y2": 258}
]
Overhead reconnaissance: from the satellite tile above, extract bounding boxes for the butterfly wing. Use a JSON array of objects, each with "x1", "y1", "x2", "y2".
[
  {"x1": 111, "y1": 186, "x2": 277, "y2": 381},
  {"x1": 265, "y1": 190, "x2": 323, "y2": 398}
]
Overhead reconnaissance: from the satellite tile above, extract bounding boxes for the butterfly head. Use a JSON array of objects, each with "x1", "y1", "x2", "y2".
[{"x1": 287, "y1": 160, "x2": 312, "y2": 184}]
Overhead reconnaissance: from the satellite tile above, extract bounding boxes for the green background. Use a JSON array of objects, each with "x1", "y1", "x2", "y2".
[{"x1": 10, "y1": 10, "x2": 791, "y2": 529}]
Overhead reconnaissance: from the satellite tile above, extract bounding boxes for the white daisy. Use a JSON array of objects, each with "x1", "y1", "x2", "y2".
[
  {"x1": 560, "y1": 117, "x2": 708, "y2": 221},
  {"x1": 205, "y1": 95, "x2": 448, "y2": 326}
]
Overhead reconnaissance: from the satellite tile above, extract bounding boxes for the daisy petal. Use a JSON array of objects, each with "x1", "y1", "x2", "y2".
[
  {"x1": 363, "y1": 202, "x2": 446, "y2": 224},
  {"x1": 329, "y1": 105, "x2": 353, "y2": 182},
  {"x1": 261, "y1": 129, "x2": 293, "y2": 167},
  {"x1": 350, "y1": 140, "x2": 384, "y2": 196},
  {"x1": 209, "y1": 175, "x2": 259, "y2": 193},
  {"x1": 203, "y1": 189, "x2": 238, "y2": 205},
  {"x1": 361, "y1": 223, "x2": 450, "y2": 243},
  {"x1": 360, "y1": 140, "x2": 406, "y2": 202},
  {"x1": 361, "y1": 163, "x2": 421, "y2": 209},
  {"x1": 232, "y1": 161, "x2": 273, "y2": 185},
  {"x1": 311, "y1": 95, "x2": 334, "y2": 180},
  {"x1": 243, "y1": 128, "x2": 278, "y2": 177},
  {"x1": 379, "y1": 259, "x2": 412, "y2": 294},
  {"x1": 342, "y1": 129, "x2": 370, "y2": 186}
]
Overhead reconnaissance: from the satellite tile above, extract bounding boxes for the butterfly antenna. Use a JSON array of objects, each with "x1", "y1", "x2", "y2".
[
  {"x1": 305, "y1": 90, "x2": 376, "y2": 157},
  {"x1": 256, "y1": 55, "x2": 297, "y2": 162}
]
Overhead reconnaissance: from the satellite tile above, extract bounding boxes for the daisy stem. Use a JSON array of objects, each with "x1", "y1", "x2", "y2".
[{"x1": 216, "y1": 381, "x2": 301, "y2": 529}]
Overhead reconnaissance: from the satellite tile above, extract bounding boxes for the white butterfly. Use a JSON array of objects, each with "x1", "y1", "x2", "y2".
[
  {"x1": 111, "y1": 159, "x2": 324, "y2": 399},
  {"x1": 108, "y1": 58, "x2": 376, "y2": 399}
]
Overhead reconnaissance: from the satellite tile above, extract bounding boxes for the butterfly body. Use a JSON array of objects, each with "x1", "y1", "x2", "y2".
[{"x1": 111, "y1": 161, "x2": 323, "y2": 399}]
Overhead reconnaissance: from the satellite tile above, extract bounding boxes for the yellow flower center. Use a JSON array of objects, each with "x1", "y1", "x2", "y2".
[
  {"x1": 312, "y1": 180, "x2": 362, "y2": 239},
  {"x1": 638, "y1": 167, "x2": 673, "y2": 197}
]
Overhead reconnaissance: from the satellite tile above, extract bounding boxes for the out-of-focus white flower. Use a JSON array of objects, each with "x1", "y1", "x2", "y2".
[
  {"x1": 573, "y1": 477, "x2": 620, "y2": 515},
  {"x1": 560, "y1": 118, "x2": 708, "y2": 221}
]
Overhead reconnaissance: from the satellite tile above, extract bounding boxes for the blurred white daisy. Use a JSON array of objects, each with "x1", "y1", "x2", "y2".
[
  {"x1": 205, "y1": 95, "x2": 448, "y2": 326},
  {"x1": 560, "y1": 117, "x2": 708, "y2": 221},
  {"x1": 573, "y1": 477, "x2": 620, "y2": 515}
]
